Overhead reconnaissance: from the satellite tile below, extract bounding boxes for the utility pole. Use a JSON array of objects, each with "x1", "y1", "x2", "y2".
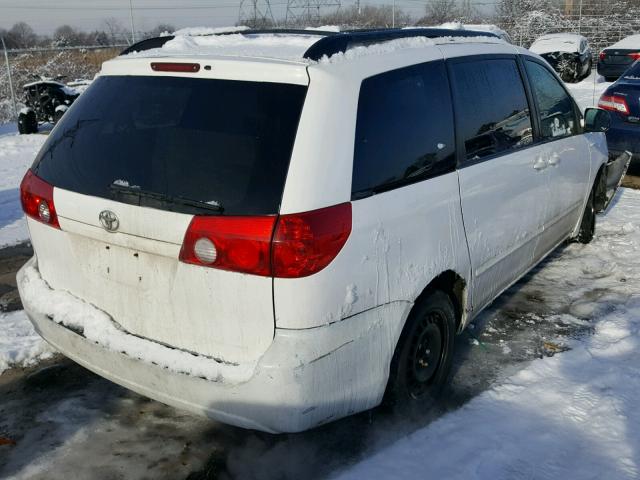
[
  {"x1": 1, "y1": 36, "x2": 18, "y2": 122},
  {"x1": 392, "y1": 0, "x2": 396, "y2": 28},
  {"x1": 129, "y1": 0, "x2": 136, "y2": 44},
  {"x1": 577, "y1": 0, "x2": 583, "y2": 35}
]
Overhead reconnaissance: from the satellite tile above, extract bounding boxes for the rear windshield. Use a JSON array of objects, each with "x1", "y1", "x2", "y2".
[
  {"x1": 32, "y1": 75, "x2": 307, "y2": 215},
  {"x1": 624, "y1": 61, "x2": 640, "y2": 78}
]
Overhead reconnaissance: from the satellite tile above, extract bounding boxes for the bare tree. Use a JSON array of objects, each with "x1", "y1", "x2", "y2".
[
  {"x1": 5, "y1": 22, "x2": 38, "y2": 49},
  {"x1": 102, "y1": 17, "x2": 128, "y2": 45},
  {"x1": 421, "y1": 0, "x2": 459, "y2": 25}
]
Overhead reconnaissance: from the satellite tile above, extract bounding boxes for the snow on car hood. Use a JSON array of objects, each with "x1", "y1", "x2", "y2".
[{"x1": 530, "y1": 37, "x2": 580, "y2": 54}]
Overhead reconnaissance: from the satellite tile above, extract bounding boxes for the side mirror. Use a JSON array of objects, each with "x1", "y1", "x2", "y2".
[{"x1": 584, "y1": 107, "x2": 611, "y2": 133}]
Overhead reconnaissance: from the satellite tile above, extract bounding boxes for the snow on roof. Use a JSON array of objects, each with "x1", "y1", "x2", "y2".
[
  {"x1": 530, "y1": 34, "x2": 584, "y2": 54},
  {"x1": 126, "y1": 32, "x2": 321, "y2": 63},
  {"x1": 124, "y1": 30, "x2": 505, "y2": 64},
  {"x1": 172, "y1": 25, "x2": 250, "y2": 36},
  {"x1": 319, "y1": 35, "x2": 504, "y2": 64},
  {"x1": 609, "y1": 34, "x2": 640, "y2": 49}
]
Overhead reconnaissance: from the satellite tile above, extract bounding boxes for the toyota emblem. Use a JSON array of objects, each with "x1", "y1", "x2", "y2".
[{"x1": 99, "y1": 210, "x2": 119, "y2": 232}]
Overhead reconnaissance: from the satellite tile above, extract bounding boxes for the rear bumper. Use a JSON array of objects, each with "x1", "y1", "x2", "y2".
[
  {"x1": 597, "y1": 62, "x2": 631, "y2": 78},
  {"x1": 17, "y1": 257, "x2": 408, "y2": 433}
]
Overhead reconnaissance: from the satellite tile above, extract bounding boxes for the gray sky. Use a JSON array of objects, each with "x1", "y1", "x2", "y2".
[{"x1": 0, "y1": 0, "x2": 447, "y2": 35}]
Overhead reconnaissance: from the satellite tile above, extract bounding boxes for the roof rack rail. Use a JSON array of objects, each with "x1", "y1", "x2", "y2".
[
  {"x1": 118, "y1": 27, "x2": 498, "y2": 59},
  {"x1": 302, "y1": 28, "x2": 499, "y2": 61},
  {"x1": 119, "y1": 29, "x2": 339, "y2": 56}
]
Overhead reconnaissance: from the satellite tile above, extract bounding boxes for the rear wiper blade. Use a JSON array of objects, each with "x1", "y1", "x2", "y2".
[{"x1": 109, "y1": 183, "x2": 224, "y2": 213}]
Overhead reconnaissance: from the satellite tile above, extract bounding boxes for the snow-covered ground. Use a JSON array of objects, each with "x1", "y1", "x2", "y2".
[
  {"x1": 0, "y1": 127, "x2": 46, "y2": 248},
  {"x1": 0, "y1": 311, "x2": 54, "y2": 375},
  {"x1": 336, "y1": 188, "x2": 640, "y2": 479}
]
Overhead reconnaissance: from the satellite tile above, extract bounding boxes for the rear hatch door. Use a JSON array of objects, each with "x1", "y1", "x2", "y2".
[{"x1": 29, "y1": 66, "x2": 307, "y2": 364}]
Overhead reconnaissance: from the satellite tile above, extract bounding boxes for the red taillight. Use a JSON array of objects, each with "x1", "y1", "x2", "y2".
[
  {"x1": 20, "y1": 170, "x2": 60, "y2": 229},
  {"x1": 272, "y1": 203, "x2": 352, "y2": 278},
  {"x1": 179, "y1": 215, "x2": 276, "y2": 276},
  {"x1": 150, "y1": 62, "x2": 200, "y2": 73},
  {"x1": 599, "y1": 94, "x2": 630, "y2": 115},
  {"x1": 629, "y1": 52, "x2": 640, "y2": 60},
  {"x1": 599, "y1": 51, "x2": 606, "y2": 61},
  {"x1": 179, "y1": 203, "x2": 352, "y2": 278}
]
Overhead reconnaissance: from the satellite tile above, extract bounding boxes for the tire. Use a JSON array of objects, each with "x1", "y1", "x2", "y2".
[
  {"x1": 26, "y1": 110, "x2": 37, "y2": 134},
  {"x1": 576, "y1": 184, "x2": 596, "y2": 244},
  {"x1": 17, "y1": 113, "x2": 27, "y2": 134},
  {"x1": 54, "y1": 109, "x2": 64, "y2": 124},
  {"x1": 605, "y1": 76, "x2": 617, "y2": 82},
  {"x1": 385, "y1": 290, "x2": 456, "y2": 408}
]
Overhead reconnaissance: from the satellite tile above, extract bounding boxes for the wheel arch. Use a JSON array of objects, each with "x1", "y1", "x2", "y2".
[{"x1": 412, "y1": 270, "x2": 469, "y2": 335}]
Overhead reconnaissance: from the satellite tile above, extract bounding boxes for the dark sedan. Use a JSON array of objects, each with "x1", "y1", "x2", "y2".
[
  {"x1": 598, "y1": 60, "x2": 640, "y2": 164},
  {"x1": 597, "y1": 34, "x2": 640, "y2": 81}
]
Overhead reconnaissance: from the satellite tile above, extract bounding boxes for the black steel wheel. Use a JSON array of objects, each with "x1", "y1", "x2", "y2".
[{"x1": 385, "y1": 290, "x2": 456, "y2": 406}]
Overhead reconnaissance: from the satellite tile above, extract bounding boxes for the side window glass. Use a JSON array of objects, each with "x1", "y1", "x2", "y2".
[
  {"x1": 450, "y1": 58, "x2": 533, "y2": 163},
  {"x1": 352, "y1": 60, "x2": 455, "y2": 197},
  {"x1": 524, "y1": 60, "x2": 578, "y2": 140}
]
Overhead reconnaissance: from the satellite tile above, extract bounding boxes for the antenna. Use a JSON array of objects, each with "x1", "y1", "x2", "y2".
[
  {"x1": 238, "y1": 0, "x2": 277, "y2": 28},
  {"x1": 285, "y1": 0, "x2": 342, "y2": 27}
]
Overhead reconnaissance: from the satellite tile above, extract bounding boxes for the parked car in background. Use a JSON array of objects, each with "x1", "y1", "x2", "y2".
[
  {"x1": 529, "y1": 33, "x2": 592, "y2": 82},
  {"x1": 17, "y1": 78, "x2": 80, "y2": 135},
  {"x1": 599, "y1": 60, "x2": 640, "y2": 167},
  {"x1": 597, "y1": 34, "x2": 640, "y2": 81},
  {"x1": 18, "y1": 28, "x2": 621, "y2": 433}
]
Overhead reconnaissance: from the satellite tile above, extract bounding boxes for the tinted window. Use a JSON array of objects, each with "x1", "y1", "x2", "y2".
[
  {"x1": 524, "y1": 60, "x2": 578, "y2": 140},
  {"x1": 451, "y1": 58, "x2": 533, "y2": 163},
  {"x1": 33, "y1": 76, "x2": 307, "y2": 215},
  {"x1": 352, "y1": 61, "x2": 455, "y2": 197},
  {"x1": 623, "y1": 61, "x2": 640, "y2": 77}
]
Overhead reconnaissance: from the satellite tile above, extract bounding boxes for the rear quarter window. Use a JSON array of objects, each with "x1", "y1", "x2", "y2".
[
  {"x1": 352, "y1": 60, "x2": 455, "y2": 198},
  {"x1": 33, "y1": 76, "x2": 307, "y2": 215}
]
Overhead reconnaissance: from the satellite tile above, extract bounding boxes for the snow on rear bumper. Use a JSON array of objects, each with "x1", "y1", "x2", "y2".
[{"x1": 17, "y1": 257, "x2": 410, "y2": 433}]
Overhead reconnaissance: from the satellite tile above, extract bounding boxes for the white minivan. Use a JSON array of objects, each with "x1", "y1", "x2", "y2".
[{"x1": 18, "y1": 28, "x2": 620, "y2": 433}]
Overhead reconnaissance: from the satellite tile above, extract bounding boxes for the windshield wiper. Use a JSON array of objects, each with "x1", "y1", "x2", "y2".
[{"x1": 109, "y1": 183, "x2": 224, "y2": 214}]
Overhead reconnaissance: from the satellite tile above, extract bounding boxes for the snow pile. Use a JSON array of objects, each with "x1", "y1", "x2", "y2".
[
  {"x1": 0, "y1": 310, "x2": 55, "y2": 375},
  {"x1": 609, "y1": 34, "x2": 640, "y2": 49},
  {"x1": 18, "y1": 263, "x2": 257, "y2": 383},
  {"x1": 530, "y1": 34, "x2": 582, "y2": 54},
  {"x1": 0, "y1": 132, "x2": 47, "y2": 247},
  {"x1": 336, "y1": 188, "x2": 640, "y2": 480}
]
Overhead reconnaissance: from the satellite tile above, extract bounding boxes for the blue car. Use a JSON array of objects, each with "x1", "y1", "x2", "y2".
[{"x1": 599, "y1": 61, "x2": 640, "y2": 166}]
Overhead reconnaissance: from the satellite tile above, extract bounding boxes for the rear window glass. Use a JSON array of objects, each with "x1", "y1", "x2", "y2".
[
  {"x1": 32, "y1": 76, "x2": 307, "y2": 215},
  {"x1": 624, "y1": 61, "x2": 640, "y2": 78}
]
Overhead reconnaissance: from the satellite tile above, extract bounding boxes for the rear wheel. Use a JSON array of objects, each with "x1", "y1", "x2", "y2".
[
  {"x1": 385, "y1": 290, "x2": 456, "y2": 407},
  {"x1": 17, "y1": 111, "x2": 37, "y2": 134},
  {"x1": 54, "y1": 109, "x2": 65, "y2": 124},
  {"x1": 576, "y1": 184, "x2": 596, "y2": 244}
]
